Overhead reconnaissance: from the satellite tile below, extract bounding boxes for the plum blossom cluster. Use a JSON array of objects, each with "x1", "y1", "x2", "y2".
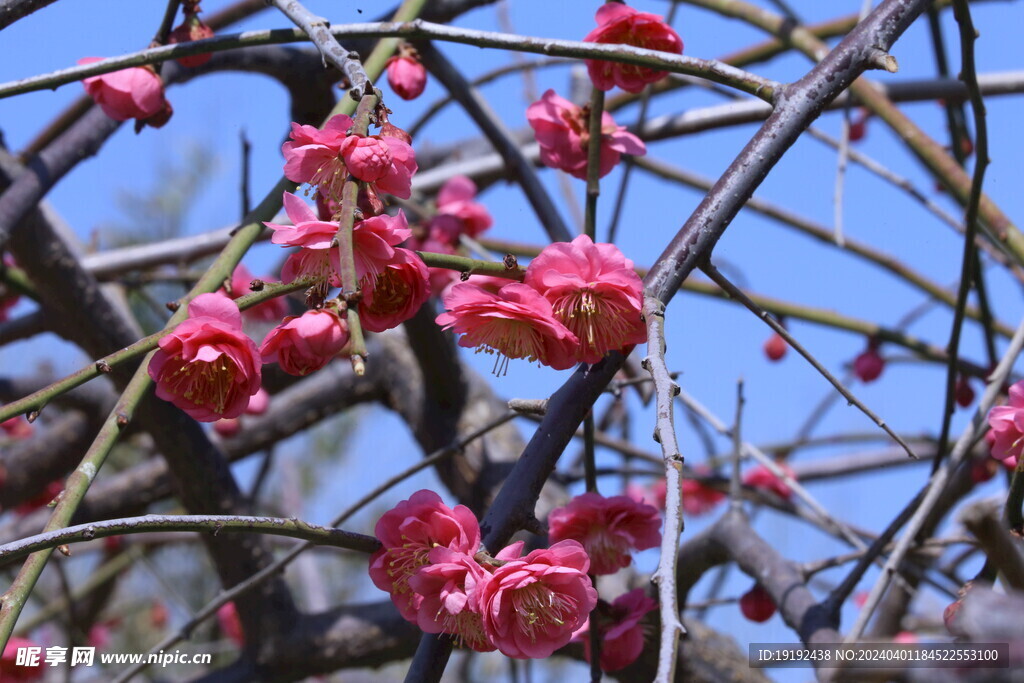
[
  {"x1": 524, "y1": 4, "x2": 680, "y2": 177},
  {"x1": 549, "y1": 493, "x2": 661, "y2": 671},
  {"x1": 282, "y1": 112, "x2": 416, "y2": 209},
  {"x1": 527, "y1": 90, "x2": 646, "y2": 180},
  {"x1": 437, "y1": 235, "x2": 646, "y2": 372},
  {"x1": 147, "y1": 286, "x2": 352, "y2": 423},
  {"x1": 149, "y1": 109, "x2": 447, "y2": 422},
  {"x1": 369, "y1": 490, "x2": 597, "y2": 658},
  {"x1": 407, "y1": 175, "x2": 494, "y2": 295}
]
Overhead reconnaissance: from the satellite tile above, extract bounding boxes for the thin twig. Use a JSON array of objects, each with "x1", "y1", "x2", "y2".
[
  {"x1": 153, "y1": 0, "x2": 183, "y2": 47},
  {"x1": 729, "y1": 378, "x2": 745, "y2": 510},
  {"x1": 641, "y1": 295, "x2": 686, "y2": 683},
  {"x1": 0, "y1": 22, "x2": 781, "y2": 104},
  {"x1": 635, "y1": 155, "x2": 1011, "y2": 337},
  {"x1": 606, "y1": 1, "x2": 680, "y2": 243},
  {"x1": 831, "y1": 0, "x2": 874, "y2": 246},
  {"x1": 584, "y1": 87, "x2": 604, "y2": 241},
  {"x1": 933, "y1": 0, "x2": 991, "y2": 472},
  {"x1": 846, "y1": 312, "x2": 1024, "y2": 641},
  {"x1": 270, "y1": 0, "x2": 370, "y2": 100},
  {"x1": 240, "y1": 129, "x2": 251, "y2": 219},
  {"x1": 333, "y1": 94, "x2": 379, "y2": 375},
  {"x1": 960, "y1": 500, "x2": 1024, "y2": 591},
  {"x1": 0, "y1": 514, "x2": 379, "y2": 563},
  {"x1": 702, "y1": 262, "x2": 917, "y2": 459}
]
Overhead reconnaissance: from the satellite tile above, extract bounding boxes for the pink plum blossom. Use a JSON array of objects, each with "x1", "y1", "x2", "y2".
[
  {"x1": 386, "y1": 53, "x2": 427, "y2": 101},
  {"x1": 407, "y1": 547, "x2": 494, "y2": 652},
  {"x1": 988, "y1": 380, "x2": 1024, "y2": 467},
  {"x1": 527, "y1": 90, "x2": 645, "y2": 179},
  {"x1": 79, "y1": 58, "x2": 172, "y2": 126},
  {"x1": 259, "y1": 309, "x2": 349, "y2": 376},
  {"x1": 281, "y1": 114, "x2": 417, "y2": 201},
  {"x1": 474, "y1": 539, "x2": 597, "y2": 659},
  {"x1": 339, "y1": 135, "x2": 394, "y2": 182},
  {"x1": 353, "y1": 211, "x2": 412, "y2": 282},
  {"x1": 264, "y1": 192, "x2": 338, "y2": 250},
  {"x1": 225, "y1": 264, "x2": 289, "y2": 322},
  {"x1": 583, "y1": 4, "x2": 684, "y2": 93},
  {"x1": 369, "y1": 490, "x2": 481, "y2": 622},
  {"x1": 281, "y1": 248, "x2": 341, "y2": 288},
  {"x1": 573, "y1": 588, "x2": 657, "y2": 672},
  {"x1": 434, "y1": 175, "x2": 493, "y2": 239},
  {"x1": 359, "y1": 248, "x2": 432, "y2": 333},
  {"x1": 547, "y1": 492, "x2": 661, "y2": 575},
  {"x1": 147, "y1": 293, "x2": 262, "y2": 422},
  {"x1": 436, "y1": 282, "x2": 579, "y2": 372},
  {"x1": 633, "y1": 472, "x2": 727, "y2": 516},
  {"x1": 282, "y1": 115, "x2": 353, "y2": 199},
  {"x1": 524, "y1": 234, "x2": 646, "y2": 364},
  {"x1": 743, "y1": 462, "x2": 797, "y2": 501}
]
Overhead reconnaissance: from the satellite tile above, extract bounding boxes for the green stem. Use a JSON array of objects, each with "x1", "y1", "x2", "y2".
[
  {"x1": 416, "y1": 250, "x2": 524, "y2": 280},
  {"x1": 0, "y1": 262, "x2": 37, "y2": 300},
  {"x1": 334, "y1": 97, "x2": 380, "y2": 375},
  {"x1": 0, "y1": 514, "x2": 379, "y2": 564}
]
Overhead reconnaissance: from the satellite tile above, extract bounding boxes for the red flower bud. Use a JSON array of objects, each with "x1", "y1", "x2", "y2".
[
  {"x1": 763, "y1": 333, "x2": 787, "y2": 361},
  {"x1": 956, "y1": 375, "x2": 976, "y2": 408},
  {"x1": 169, "y1": 13, "x2": 215, "y2": 68},
  {"x1": 853, "y1": 347, "x2": 885, "y2": 383},
  {"x1": 739, "y1": 584, "x2": 776, "y2": 623}
]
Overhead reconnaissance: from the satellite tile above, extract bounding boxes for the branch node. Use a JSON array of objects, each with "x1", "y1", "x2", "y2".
[{"x1": 866, "y1": 47, "x2": 899, "y2": 73}]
